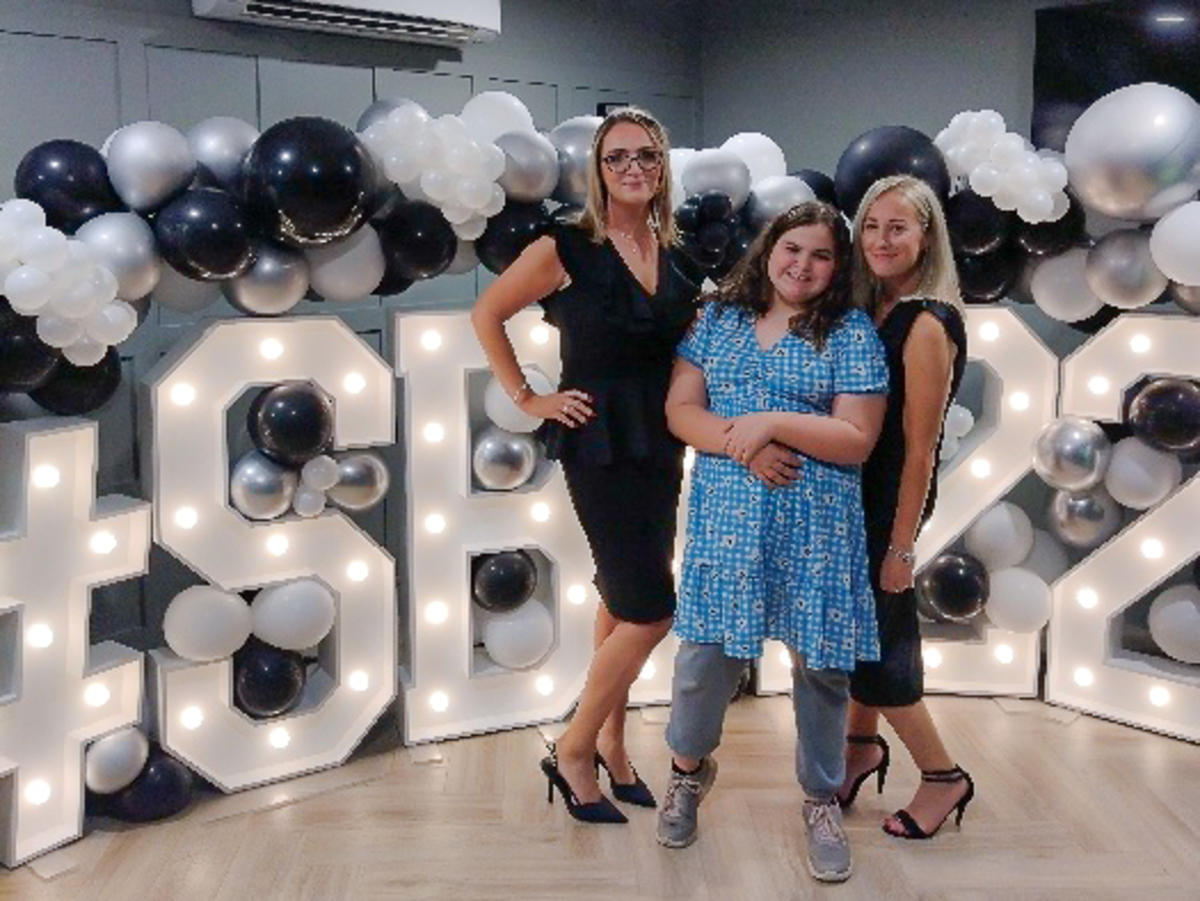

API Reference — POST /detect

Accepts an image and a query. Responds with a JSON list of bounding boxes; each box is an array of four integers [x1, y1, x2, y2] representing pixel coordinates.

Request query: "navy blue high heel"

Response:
[[594, 752, 657, 808], [540, 751, 627, 824]]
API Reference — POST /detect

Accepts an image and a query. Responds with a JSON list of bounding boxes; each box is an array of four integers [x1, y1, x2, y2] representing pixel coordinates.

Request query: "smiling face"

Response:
[[598, 121, 663, 209], [766, 223, 837, 308], [860, 189, 926, 284]]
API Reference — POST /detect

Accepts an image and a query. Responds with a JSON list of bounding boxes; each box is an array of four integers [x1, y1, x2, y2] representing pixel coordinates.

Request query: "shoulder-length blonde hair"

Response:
[[850, 174, 963, 318], [576, 106, 677, 248]]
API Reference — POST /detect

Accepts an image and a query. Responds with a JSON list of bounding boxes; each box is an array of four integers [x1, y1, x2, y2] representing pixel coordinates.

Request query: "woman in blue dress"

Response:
[[656, 202, 888, 883]]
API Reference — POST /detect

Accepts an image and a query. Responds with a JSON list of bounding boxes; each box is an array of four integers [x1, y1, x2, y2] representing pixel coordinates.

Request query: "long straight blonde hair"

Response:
[[850, 174, 963, 318], [576, 106, 677, 248]]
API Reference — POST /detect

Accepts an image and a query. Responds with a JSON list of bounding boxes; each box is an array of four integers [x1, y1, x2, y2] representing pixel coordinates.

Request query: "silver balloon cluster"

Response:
[[0, 199, 141, 365], [548, 116, 601, 207], [1033, 417, 1120, 550], [229, 450, 390, 520], [358, 95, 514, 242], [936, 109, 1069, 223], [472, 426, 539, 491], [675, 132, 789, 216]]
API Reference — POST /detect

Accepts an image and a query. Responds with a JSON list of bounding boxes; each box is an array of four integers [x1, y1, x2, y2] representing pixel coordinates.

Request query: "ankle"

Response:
[[672, 757, 702, 776]]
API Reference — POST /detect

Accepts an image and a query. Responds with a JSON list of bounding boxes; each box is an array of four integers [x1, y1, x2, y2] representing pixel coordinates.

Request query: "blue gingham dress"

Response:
[[674, 302, 889, 668]]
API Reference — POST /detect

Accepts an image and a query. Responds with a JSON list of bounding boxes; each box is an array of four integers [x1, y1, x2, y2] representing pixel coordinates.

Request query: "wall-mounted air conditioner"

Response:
[[192, 0, 500, 46]]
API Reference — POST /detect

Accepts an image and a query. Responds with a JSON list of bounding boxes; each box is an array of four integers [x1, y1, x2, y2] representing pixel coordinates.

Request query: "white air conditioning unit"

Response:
[[192, 0, 500, 46]]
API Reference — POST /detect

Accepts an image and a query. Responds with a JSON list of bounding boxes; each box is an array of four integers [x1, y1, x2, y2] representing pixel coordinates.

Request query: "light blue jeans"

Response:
[[665, 640, 849, 799]]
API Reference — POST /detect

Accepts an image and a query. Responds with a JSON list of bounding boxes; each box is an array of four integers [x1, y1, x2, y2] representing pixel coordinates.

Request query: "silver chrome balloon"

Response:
[[74, 212, 162, 301], [223, 243, 309, 316], [742, 175, 817, 231], [1047, 486, 1121, 549], [681, 148, 752, 211], [549, 116, 601, 207], [1065, 83, 1200, 221], [496, 130, 560, 202], [188, 116, 258, 192], [230, 450, 298, 520], [356, 98, 405, 133], [104, 120, 196, 212], [1032, 416, 1112, 491], [1084, 229, 1168, 310], [472, 426, 538, 490], [1170, 281, 1200, 315], [327, 452, 390, 511]]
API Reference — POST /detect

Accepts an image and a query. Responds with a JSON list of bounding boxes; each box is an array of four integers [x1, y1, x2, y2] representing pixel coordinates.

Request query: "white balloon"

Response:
[[968, 162, 1002, 197], [939, 434, 960, 461], [1104, 436, 1182, 510], [0, 198, 46, 230], [968, 109, 1006, 141], [720, 132, 787, 185], [62, 336, 109, 367], [1148, 584, 1200, 664], [1149, 201, 1200, 286], [252, 578, 336, 650], [4, 264, 54, 313], [453, 216, 488, 241], [482, 599, 554, 669], [420, 169, 454, 203], [1039, 158, 1069, 193], [1019, 528, 1070, 583], [482, 183, 507, 217], [944, 404, 975, 439], [292, 484, 327, 518], [85, 727, 149, 794], [964, 501, 1034, 570], [460, 91, 536, 144], [16, 226, 69, 272], [50, 269, 111, 320], [1030, 248, 1105, 322], [383, 147, 422, 185], [483, 366, 554, 432], [455, 177, 494, 211], [301, 454, 340, 491], [669, 147, 698, 209], [305, 225, 385, 302], [163, 585, 252, 662], [35, 313, 84, 348], [986, 567, 1052, 632], [681, 149, 752, 210], [989, 133, 1026, 168], [1017, 188, 1054, 224]]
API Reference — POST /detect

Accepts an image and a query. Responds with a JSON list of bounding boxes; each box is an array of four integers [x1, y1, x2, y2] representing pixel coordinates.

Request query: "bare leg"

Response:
[[554, 610, 672, 802], [837, 699, 884, 802], [878, 700, 967, 834], [592, 606, 635, 783]]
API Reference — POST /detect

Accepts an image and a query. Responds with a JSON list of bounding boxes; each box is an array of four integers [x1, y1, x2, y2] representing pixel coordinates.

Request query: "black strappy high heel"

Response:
[[837, 734, 890, 809], [539, 746, 627, 824], [594, 752, 656, 808], [883, 765, 975, 839]]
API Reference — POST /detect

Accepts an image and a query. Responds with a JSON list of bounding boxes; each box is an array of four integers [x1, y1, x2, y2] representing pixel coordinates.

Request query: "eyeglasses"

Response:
[[601, 148, 663, 173]]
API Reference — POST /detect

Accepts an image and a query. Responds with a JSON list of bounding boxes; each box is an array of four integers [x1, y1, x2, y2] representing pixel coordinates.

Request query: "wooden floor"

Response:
[[3, 695, 1198, 900]]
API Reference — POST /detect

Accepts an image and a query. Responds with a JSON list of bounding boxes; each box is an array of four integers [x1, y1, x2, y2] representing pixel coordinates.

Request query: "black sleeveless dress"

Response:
[[850, 299, 967, 707], [538, 224, 701, 623]]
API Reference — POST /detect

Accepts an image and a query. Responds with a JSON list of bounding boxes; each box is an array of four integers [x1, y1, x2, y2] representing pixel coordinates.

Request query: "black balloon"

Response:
[[956, 247, 1020, 303], [155, 187, 255, 281], [105, 748, 194, 822], [1069, 303, 1120, 335], [697, 190, 733, 222], [1127, 378, 1200, 455], [247, 381, 335, 466], [472, 550, 538, 613], [242, 116, 378, 247], [834, 126, 950, 217], [675, 197, 702, 232], [475, 201, 551, 275], [946, 189, 1014, 256], [0, 300, 61, 392], [1014, 192, 1085, 256], [27, 346, 122, 414], [374, 266, 415, 297], [376, 200, 457, 281], [915, 553, 988, 622], [791, 168, 838, 207], [13, 139, 122, 233], [234, 638, 307, 718]]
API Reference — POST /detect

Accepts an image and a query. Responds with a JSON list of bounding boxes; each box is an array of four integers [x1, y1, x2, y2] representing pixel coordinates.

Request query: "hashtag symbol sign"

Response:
[[0, 419, 149, 867]]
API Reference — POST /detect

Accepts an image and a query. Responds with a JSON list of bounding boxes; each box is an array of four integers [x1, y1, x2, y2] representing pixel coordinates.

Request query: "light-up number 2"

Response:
[[141, 316, 397, 790]]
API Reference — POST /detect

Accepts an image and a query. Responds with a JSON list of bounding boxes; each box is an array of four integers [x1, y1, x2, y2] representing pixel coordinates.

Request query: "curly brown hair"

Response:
[[710, 201, 852, 351]]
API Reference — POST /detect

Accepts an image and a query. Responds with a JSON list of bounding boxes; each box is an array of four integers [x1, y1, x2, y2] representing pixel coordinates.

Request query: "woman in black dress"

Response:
[[836, 175, 973, 839], [472, 108, 699, 823]]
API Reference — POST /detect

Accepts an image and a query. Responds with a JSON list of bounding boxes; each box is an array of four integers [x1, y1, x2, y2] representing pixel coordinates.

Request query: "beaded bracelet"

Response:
[[510, 381, 532, 405], [887, 545, 916, 565]]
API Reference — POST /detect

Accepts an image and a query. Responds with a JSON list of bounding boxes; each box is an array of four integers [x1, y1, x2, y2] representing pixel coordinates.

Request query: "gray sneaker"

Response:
[[802, 797, 852, 882], [655, 758, 718, 848]]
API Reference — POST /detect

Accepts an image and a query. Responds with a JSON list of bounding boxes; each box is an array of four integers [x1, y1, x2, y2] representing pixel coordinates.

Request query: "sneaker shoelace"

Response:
[[807, 801, 845, 844]]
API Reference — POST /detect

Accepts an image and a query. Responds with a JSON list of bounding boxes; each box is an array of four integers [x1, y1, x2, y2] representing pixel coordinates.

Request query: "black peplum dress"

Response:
[[850, 299, 967, 707], [537, 223, 701, 623]]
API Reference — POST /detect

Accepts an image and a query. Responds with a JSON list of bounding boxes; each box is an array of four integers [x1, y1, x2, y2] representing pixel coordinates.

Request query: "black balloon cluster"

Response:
[[675, 191, 754, 278], [88, 745, 194, 823], [472, 550, 537, 613], [233, 634, 308, 719]]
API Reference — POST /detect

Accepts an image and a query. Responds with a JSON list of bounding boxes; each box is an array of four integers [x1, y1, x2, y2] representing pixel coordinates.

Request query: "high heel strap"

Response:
[[846, 734, 887, 748], [920, 765, 968, 783]]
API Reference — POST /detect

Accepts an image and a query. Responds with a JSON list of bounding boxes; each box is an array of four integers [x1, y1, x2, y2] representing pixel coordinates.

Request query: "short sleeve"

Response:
[[830, 309, 889, 395], [676, 300, 716, 368]]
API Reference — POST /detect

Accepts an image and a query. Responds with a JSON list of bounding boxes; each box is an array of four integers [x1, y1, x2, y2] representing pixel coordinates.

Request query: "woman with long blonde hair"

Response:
[[837, 174, 974, 840], [472, 107, 699, 824]]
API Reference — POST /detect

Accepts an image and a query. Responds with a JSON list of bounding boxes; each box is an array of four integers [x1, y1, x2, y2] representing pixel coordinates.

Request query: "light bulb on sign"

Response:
[[422, 422, 446, 444], [1087, 375, 1110, 396], [530, 502, 550, 522], [1148, 685, 1170, 707], [1008, 392, 1030, 411], [778, 648, 792, 668], [89, 531, 117, 555], [424, 513, 446, 534], [535, 674, 555, 695], [566, 584, 587, 605], [1129, 334, 1151, 354], [269, 727, 291, 749], [1140, 538, 1164, 559], [83, 683, 111, 707], [922, 646, 943, 669], [32, 464, 60, 489], [174, 507, 199, 530], [180, 707, 204, 730], [420, 329, 442, 351], [348, 671, 370, 692], [1073, 666, 1094, 687], [530, 325, 550, 345], [26, 623, 54, 648], [259, 338, 284, 360], [969, 459, 991, 479], [169, 383, 196, 406], [639, 661, 657, 681], [1076, 587, 1098, 610], [429, 691, 449, 712], [978, 322, 1000, 342], [424, 601, 449, 625], [993, 644, 1014, 665], [342, 372, 366, 394], [265, 534, 290, 556], [346, 560, 369, 582], [683, 447, 695, 471], [24, 781, 51, 806]]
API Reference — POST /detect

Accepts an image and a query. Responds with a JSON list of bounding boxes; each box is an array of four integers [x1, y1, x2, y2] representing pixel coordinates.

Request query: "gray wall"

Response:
[[0, 0, 704, 649], [700, 0, 1085, 175]]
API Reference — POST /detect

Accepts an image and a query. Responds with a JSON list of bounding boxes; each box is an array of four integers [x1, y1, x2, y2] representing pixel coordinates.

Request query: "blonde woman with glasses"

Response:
[[472, 107, 700, 824]]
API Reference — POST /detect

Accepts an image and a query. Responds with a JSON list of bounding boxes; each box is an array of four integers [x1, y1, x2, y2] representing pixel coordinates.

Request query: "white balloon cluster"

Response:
[[935, 110, 1069, 224], [0, 199, 137, 366], [940, 403, 975, 461], [359, 94, 525, 242], [676, 131, 788, 213]]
